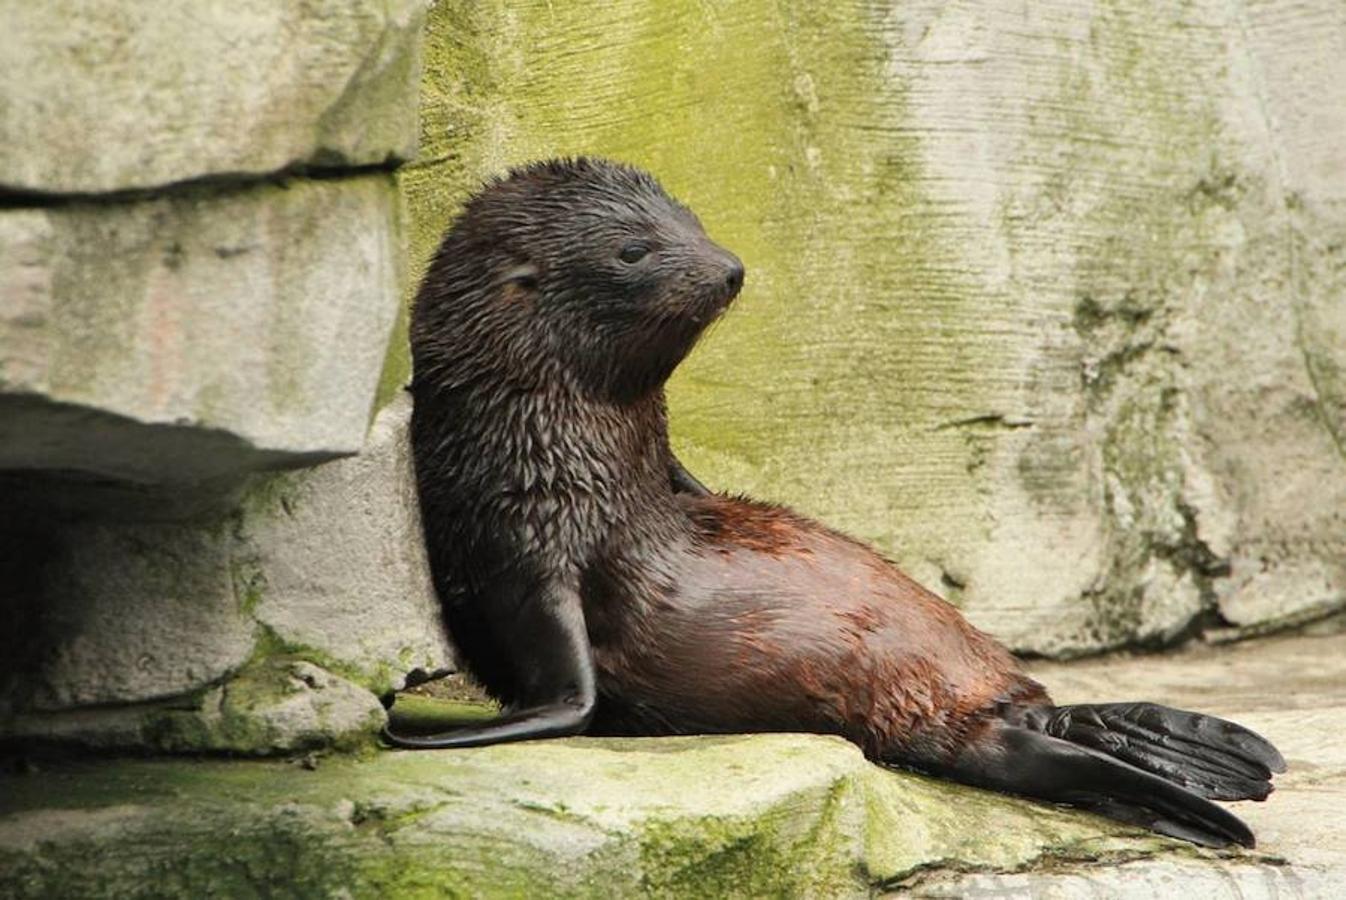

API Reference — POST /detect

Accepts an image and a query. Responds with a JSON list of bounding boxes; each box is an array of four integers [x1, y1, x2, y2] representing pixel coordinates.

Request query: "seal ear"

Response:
[[501, 262, 541, 291]]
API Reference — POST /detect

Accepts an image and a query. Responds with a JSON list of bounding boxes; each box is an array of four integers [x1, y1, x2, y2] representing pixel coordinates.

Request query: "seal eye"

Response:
[[619, 242, 650, 264]]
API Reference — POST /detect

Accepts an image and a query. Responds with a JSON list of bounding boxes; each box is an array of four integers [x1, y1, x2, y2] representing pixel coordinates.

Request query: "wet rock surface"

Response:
[[3, 632, 1342, 897]]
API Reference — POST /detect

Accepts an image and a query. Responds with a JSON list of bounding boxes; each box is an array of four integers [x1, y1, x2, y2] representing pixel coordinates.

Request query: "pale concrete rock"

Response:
[[0, 733, 1178, 898], [0, 175, 404, 488], [911, 859, 1340, 899], [1187, 0, 1346, 642], [883, 0, 1346, 654], [0, 400, 451, 749], [1133, 559, 1205, 646], [1029, 628, 1346, 883], [245, 394, 454, 690], [1219, 557, 1343, 630], [406, 0, 1346, 656], [0, 520, 255, 713], [0, 0, 424, 195]]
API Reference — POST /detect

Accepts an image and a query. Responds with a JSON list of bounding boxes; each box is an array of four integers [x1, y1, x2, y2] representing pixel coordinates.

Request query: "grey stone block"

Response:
[[0, 399, 452, 751], [0, 520, 256, 713], [0, 0, 424, 195], [0, 175, 404, 491], [244, 393, 454, 691]]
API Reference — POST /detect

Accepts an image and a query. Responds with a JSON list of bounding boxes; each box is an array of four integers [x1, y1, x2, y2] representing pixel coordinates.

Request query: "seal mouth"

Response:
[[697, 282, 740, 327]]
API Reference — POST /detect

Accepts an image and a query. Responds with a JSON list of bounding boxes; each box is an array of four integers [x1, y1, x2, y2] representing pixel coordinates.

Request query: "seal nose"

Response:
[[724, 256, 745, 295]]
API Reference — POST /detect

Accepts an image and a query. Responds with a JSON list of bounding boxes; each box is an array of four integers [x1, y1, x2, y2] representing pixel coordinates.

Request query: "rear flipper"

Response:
[[942, 720, 1263, 848], [1011, 702, 1286, 802]]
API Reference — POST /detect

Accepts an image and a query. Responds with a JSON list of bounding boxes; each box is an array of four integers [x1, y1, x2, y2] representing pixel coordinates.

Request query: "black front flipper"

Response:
[[383, 582, 596, 749], [943, 720, 1256, 848], [669, 455, 712, 497]]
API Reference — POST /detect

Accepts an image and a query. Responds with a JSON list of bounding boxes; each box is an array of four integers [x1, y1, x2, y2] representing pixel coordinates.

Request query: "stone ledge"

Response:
[[0, 1, 424, 195], [0, 734, 1197, 899], [8, 628, 1341, 896]]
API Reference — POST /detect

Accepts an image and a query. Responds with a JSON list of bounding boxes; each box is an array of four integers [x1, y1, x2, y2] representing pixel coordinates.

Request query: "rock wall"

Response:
[[3, 0, 1343, 754], [401, 0, 1346, 656], [0, 1, 452, 752]]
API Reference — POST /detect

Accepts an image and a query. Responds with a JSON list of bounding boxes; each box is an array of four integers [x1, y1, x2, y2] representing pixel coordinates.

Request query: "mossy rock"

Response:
[[391, 0, 1346, 657], [0, 733, 1197, 898]]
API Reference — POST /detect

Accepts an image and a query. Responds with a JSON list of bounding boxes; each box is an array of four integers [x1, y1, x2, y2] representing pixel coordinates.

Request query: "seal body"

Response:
[[393, 158, 1283, 849], [586, 497, 1048, 761]]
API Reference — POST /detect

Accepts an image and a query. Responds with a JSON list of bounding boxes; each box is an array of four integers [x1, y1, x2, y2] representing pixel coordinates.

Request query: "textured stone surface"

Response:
[[400, 0, 1346, 655], [4, 658, 385, 755], [0, 520, 255, 712], [0, 400, 451, 751], [4, 632, 1341, 895], [1028, 626, 1346, 881], [0, 175, 404, 489], [0, 734, 1181, 899], [243, 394, 453, 689], [906, 628, 1346, 896], [0, 0, 424, 195], [163, 659, 386, 755], [908, 629, 1346, 896], [911, 859, 1339, 899]]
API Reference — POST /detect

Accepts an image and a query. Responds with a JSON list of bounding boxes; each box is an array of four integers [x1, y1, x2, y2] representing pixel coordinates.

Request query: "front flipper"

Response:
[[383, 582, 595, 749], [669, 455, 712, 497]]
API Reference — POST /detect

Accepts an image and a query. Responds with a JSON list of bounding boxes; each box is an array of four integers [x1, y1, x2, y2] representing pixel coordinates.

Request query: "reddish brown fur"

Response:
[[588, 494, 1049, 770]]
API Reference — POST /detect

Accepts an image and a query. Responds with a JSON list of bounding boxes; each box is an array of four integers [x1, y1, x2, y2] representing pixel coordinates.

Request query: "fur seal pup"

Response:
[[387, 158, 1284, 848]]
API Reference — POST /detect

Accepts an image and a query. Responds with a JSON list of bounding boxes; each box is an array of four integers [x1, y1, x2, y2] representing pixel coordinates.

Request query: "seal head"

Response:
[[415, 158, 743, 403]]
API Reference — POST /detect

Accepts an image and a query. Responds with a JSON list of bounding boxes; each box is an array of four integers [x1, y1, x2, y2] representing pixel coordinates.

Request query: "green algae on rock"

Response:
[[0, 734, 1181, 899], [396, 0, 1346, 657]]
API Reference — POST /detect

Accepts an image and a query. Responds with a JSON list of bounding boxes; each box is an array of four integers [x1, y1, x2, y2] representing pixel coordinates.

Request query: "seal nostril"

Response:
[[725, 260, 745, 293]]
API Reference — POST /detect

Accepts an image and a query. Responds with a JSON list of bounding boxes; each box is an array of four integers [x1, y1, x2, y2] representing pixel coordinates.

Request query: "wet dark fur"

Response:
[[399, 158, 1284, 848]]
